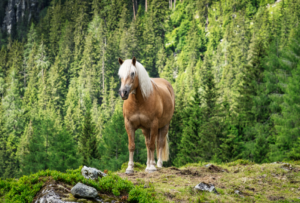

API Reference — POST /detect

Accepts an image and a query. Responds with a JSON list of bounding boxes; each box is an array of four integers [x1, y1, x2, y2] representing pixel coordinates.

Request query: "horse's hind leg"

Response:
[[157, 124, 169, 168]]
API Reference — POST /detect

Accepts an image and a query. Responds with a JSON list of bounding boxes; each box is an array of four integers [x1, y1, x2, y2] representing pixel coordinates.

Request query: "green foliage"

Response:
[[128, 185, 157, 203], [0, 167, 158, 203], [1, 0, 300, 179], [78, 109, 99, 166]]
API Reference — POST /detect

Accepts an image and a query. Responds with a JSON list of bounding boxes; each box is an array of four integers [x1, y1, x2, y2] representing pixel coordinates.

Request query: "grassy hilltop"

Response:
[[1, 160, 300, 203]]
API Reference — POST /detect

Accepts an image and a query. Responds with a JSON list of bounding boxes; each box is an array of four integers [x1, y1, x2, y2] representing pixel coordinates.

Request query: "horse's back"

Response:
[[151, 78, 175, 127]]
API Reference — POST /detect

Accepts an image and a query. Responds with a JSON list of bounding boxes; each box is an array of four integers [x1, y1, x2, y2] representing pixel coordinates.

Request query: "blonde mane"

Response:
[[118, 60, 153, 99]]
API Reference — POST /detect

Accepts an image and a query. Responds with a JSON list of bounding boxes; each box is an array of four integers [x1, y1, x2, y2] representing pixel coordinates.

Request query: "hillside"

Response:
[[1, 161, 300, 202], [118, 160, 300, 202], [0, 0, 300, 184]]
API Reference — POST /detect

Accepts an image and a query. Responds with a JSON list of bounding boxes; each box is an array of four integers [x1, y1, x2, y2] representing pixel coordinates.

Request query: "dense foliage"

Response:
[[0, 0, 300, 180]]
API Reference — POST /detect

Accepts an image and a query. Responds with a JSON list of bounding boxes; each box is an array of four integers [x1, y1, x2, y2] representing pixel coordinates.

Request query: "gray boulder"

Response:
[[71, 182, 98, 199], [81, 166, 107, 180], [195, 182, 218, 194]]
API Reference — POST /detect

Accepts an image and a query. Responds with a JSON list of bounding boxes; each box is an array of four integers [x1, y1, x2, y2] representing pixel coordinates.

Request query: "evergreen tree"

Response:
[[78, 109, 99, 166], [101, 107, 128, 171], [20, 119, 47, 175], [174, 84, 203, 166], [49, 126, 80, 171], [2, 70, 24, 178]]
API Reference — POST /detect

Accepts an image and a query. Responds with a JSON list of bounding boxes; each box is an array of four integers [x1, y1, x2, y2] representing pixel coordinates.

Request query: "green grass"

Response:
[[0, 166, 157, 203], [2, 161, 300, 202], [117, 160, 300, 202]]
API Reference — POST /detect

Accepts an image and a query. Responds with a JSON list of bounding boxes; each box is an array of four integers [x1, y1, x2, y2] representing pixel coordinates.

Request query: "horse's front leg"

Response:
[[125, 118, 135, 174], [146, 120, 158, 172]]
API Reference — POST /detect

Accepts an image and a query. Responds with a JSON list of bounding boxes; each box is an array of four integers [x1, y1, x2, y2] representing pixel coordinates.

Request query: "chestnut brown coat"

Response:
[[118, 57, 175, 173]]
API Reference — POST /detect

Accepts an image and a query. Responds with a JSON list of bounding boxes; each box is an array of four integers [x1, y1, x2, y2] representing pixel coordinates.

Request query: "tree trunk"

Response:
[[145, 0, 147, 12], [135, 0, 138, 15], [132, 0, 136, 20], [102, 37, 106, 91], [174, 0, 176, 10]]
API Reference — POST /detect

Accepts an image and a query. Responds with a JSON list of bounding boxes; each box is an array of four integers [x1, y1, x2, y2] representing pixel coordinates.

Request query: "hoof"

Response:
[[125, 169, 134, 174], [146, 165, 157, 173], [157, 164, 163, 168]]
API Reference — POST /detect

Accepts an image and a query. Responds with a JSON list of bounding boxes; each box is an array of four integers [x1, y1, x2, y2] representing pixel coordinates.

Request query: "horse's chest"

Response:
[[127, 112, 152, 128]]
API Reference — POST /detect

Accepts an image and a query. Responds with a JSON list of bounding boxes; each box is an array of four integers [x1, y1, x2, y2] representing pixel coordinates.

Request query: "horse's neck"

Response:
[[134, 85, 145, 102]]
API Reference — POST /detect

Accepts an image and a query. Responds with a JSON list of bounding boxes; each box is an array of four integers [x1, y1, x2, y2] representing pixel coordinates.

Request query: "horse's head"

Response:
[[118, 56, 139, 100]]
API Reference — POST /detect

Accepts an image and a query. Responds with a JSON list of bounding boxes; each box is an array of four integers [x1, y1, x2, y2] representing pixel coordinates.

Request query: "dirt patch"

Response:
[[176, 169, 202, 176], [207, 164, 229, 173], [164, 192, 176, 199], [268, 196, 285, 201]]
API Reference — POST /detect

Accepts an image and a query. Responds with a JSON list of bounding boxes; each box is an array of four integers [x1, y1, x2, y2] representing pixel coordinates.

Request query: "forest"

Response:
[[0, 0, 300, 180]]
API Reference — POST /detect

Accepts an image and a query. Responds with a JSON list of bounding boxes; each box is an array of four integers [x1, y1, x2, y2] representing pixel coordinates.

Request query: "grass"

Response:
[[0, 166, 157, 203], [117, 160, 300, 202], [1, 161, 300, 202]]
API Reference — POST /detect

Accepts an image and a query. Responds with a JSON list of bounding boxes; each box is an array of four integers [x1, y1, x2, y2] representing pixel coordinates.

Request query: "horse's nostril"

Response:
[[125, 91, 128, 95]]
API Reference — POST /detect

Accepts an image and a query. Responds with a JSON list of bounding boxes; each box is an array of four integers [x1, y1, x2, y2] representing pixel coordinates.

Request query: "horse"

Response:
[[118, 56, 175, 173]]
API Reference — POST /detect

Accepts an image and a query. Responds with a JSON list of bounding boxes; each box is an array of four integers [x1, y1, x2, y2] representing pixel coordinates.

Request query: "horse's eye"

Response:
[[131, 72, 135, 77]]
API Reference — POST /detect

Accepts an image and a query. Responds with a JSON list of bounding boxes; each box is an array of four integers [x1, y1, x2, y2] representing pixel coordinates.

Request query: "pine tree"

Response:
[[20, 119, 47, 175], [274, 61, 300, 159], [78, 109, 99, 166], [0, 103, 8, 178], [174, 84, 203, 166], [49, 126, 80, 172], [199, 56, 219, 160], [2, 70, 24, 178], [101, 107, 128, 171]]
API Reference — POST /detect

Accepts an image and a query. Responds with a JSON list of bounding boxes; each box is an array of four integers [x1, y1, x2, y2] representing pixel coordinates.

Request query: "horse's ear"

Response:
[[118, 57, 124, 65], [132, 56, 136, 66]]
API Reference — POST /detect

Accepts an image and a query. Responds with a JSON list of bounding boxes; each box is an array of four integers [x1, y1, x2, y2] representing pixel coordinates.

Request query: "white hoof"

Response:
[[157, 161, 163, 168], [125, 169, 134, 174], [146, 165, 157, 173]]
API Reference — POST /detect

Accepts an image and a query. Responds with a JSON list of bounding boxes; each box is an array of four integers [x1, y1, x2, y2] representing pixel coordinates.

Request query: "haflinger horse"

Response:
[[118, 56, 175, 173]]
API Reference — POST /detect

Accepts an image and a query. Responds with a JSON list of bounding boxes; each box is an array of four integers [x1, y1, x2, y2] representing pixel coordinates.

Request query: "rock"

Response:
[[71, 182, 98, 199], [195, 182, 218, 194], [81, 166, 107, 180], [2, 0, 46, 34], [234, 190, 241, 195], [281, 163, 293, 171], [34, 180, 77, 203]]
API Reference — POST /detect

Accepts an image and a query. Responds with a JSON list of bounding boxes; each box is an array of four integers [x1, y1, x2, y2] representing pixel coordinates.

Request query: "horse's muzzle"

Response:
[[119, 88, 129, 100]]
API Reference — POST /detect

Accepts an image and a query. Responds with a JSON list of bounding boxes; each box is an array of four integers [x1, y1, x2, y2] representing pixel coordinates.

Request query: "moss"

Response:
[[0, 166, 158, 203]]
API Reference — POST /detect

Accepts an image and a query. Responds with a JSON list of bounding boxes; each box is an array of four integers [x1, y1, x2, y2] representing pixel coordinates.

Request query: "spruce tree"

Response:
[[49, 126, 80, 172], [21, 119, 47, 175], [101, 107, 128, 171], [174, 84, 203, 166], [78, 109, 99, 166]]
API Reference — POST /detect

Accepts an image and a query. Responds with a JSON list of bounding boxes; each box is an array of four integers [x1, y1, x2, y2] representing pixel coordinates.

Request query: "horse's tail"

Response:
[[162, 132, 169, 161]]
